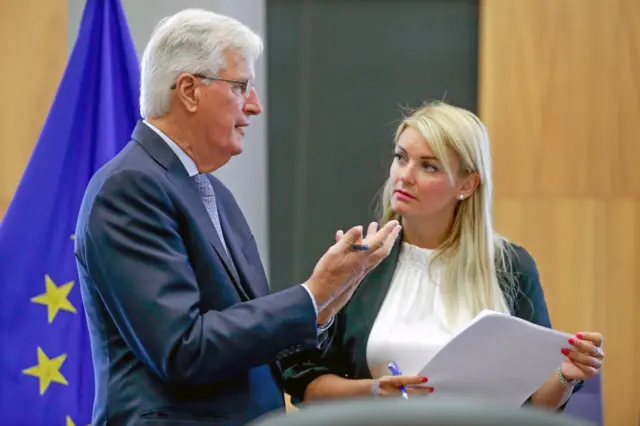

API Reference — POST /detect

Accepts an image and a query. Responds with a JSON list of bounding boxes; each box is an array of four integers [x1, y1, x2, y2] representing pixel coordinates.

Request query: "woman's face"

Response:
[[389, 127, 473, 222]]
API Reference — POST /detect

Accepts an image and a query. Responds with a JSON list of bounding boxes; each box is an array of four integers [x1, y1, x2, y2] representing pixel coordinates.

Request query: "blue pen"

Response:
[[387, 360, 408, 400]]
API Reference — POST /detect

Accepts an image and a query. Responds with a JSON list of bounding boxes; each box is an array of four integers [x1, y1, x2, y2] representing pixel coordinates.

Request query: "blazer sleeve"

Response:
[[80, 168, 318, 386], [509, 244, 583, 408], [280, 308, 351, 405]]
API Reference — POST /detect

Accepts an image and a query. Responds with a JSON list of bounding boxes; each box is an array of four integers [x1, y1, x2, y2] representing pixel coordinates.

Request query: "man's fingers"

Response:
[[366, 223, 401, 268], [365, 220, 400, 250], [364, 220, 401, 251], [331, 221, 399, 253], [333, 226, 363, 250], [383, 224, 402, 251], [366, 222, 378, 238]]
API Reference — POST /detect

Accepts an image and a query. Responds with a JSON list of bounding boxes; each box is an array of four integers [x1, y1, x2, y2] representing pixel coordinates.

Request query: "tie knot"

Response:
[[193, 174, 215, 198]]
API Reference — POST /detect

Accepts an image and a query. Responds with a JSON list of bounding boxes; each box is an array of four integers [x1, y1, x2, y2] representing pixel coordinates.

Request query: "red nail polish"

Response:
[[428, 388, 435, 392], [576, 333, 584, 339], [561, 348, 570, 356], [568, 338, 575, 345], [421, 377, 428, 383]]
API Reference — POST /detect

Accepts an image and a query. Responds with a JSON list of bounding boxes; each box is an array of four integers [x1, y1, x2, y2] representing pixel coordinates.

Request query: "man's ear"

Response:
[[175, 73, 199, 113]]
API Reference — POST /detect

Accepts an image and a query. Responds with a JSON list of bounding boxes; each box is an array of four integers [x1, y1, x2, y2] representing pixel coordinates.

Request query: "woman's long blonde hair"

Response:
[[379, 101, 517, 327]]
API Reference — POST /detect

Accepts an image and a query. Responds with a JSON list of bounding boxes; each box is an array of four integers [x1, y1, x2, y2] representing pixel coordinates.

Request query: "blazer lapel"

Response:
[[344, 236, 403, 378], [217, 207, 264, 300], [132, 122, 247, 300], [168, 171, 245, 296], [215, 192, 271, 299]]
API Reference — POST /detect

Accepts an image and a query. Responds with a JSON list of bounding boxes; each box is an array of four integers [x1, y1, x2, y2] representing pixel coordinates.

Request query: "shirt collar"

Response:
[[143, 119, 199, 177]]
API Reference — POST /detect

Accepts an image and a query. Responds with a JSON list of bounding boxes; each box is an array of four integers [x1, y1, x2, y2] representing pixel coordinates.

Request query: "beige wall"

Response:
[[480, 0, 640, 424], [0, 1, 67, 219]]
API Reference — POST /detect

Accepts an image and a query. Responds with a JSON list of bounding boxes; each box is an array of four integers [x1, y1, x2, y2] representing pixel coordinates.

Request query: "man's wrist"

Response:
[[300, 283, 335, 334], [318, 315, 335, 330], [300, 283, 319, 317]]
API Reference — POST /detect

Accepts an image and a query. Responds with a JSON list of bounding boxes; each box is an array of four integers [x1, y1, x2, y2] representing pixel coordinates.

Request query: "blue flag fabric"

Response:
[[0, 0, 140, 424]]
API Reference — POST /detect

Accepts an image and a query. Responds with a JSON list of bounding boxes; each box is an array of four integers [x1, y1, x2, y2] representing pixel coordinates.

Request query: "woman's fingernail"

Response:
[[421, 377, 428, 383], [561, 348, 571, 356], [568, 338, 575, 345], [428, 388, 435, 392], [576, 333, 584, 339]]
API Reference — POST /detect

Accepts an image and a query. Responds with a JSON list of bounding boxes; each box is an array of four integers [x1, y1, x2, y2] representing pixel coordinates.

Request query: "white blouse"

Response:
[[366, 242, 474, 378]]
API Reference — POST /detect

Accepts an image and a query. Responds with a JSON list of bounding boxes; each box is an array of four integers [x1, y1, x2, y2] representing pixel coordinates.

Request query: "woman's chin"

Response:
[[390, 202, 412, 217]]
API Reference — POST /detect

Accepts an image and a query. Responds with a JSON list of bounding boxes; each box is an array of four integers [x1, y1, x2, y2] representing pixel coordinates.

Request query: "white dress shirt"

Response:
[[366, 242, 473, 378], [365, 242, 571, 406]]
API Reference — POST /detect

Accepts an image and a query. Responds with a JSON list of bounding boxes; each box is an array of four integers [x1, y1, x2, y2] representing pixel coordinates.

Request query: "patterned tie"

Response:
[[192, 174, 230, 256]]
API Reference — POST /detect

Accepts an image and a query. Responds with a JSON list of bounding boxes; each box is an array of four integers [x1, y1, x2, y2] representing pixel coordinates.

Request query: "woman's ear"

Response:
[[457, 172, 480, 199]]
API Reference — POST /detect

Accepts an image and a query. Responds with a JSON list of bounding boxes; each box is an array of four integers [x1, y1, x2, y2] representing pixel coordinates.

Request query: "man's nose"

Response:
[[243, 88, 262, 115]]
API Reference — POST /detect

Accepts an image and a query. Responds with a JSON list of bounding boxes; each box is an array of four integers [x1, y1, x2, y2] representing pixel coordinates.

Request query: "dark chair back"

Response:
[[250, 396, 596, 426]]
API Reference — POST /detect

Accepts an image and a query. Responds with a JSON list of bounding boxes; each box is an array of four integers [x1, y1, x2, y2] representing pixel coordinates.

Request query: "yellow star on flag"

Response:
[[66, 415, 91, 426], [22, 347, 68, 395], [30, 274, 77, 323]]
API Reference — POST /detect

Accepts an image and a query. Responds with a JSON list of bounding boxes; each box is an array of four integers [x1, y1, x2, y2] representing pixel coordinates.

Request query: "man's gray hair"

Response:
[[139, 9, 263, 118]]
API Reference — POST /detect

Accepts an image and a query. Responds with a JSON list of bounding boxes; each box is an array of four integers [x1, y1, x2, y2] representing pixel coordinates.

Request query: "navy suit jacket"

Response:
[[74, 122, 318, 426]]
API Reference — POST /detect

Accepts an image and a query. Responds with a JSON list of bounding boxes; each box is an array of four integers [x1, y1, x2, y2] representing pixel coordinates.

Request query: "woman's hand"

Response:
[[560, 332, 604, 382], [371, 375, 434, 397]]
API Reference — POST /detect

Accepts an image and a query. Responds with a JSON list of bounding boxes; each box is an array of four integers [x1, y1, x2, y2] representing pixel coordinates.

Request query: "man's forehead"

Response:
[[224, 52, 256, 79], [238, 61, 255, 80]]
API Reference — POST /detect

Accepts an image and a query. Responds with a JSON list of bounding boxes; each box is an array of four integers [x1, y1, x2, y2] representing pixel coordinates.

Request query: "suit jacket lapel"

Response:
[[218, 204, 261, 298], [132, 122, 248, 301], [344, 235, 403, 378], [216, 202, 265, 300], [168, 171, 245, 296]]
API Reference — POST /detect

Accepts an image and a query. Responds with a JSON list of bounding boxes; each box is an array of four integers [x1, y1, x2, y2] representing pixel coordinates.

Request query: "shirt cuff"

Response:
[[300, 283, 334, 335]]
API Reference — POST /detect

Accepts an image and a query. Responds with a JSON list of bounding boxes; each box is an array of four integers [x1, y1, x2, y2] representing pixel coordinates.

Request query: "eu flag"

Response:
[[0, 0, 140, 423]]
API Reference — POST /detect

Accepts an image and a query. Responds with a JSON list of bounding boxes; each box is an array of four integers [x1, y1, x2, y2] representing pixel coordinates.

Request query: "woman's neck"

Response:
[[401, 215, 452, 250]]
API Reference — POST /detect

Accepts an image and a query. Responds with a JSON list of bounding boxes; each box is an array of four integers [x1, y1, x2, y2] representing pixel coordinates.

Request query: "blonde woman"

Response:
[[282, 101, 604, 410]]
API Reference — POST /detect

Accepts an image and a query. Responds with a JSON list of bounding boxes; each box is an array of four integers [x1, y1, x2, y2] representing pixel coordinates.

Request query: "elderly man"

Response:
[[74, 8, 400, 426]]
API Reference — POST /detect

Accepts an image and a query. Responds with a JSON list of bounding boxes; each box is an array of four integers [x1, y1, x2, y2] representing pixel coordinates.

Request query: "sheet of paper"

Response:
[[414, 310, 572, 405]]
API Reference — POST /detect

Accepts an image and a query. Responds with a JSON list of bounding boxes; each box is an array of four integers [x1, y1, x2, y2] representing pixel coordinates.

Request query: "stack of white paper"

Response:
[[414, 310, 572, 405]]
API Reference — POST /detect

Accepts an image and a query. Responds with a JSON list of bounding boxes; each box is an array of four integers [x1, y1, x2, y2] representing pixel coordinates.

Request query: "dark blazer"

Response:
[[74, 122, 318, 426], [282, 237, 581, 407]]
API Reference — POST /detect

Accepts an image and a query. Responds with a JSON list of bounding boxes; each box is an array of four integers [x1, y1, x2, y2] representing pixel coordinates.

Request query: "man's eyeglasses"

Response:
[[170, 73, 253, 99]]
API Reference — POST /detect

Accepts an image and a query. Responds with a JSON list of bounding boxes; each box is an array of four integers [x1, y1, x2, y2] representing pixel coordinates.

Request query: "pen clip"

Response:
[[387, 360, 401, 376]]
